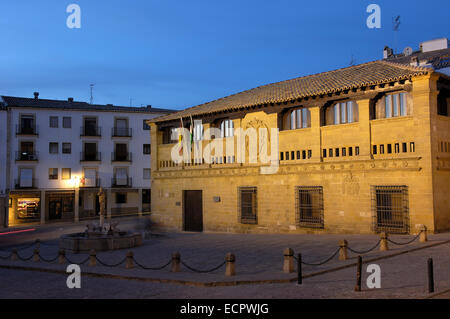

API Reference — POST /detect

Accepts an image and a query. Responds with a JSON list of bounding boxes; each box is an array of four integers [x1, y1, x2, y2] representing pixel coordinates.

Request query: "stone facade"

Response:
[[150, 71, 450, 234]]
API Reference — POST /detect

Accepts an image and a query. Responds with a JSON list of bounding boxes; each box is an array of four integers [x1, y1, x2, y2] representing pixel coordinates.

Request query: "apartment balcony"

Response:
[[111, 152, 132, 162], [111, 177, 133, 188], [80, 126, 101, 137], [80, 152, 102, 162], [16, 124, 38, 136], [112, 127, 132, 138], [80, 177, 101, 188], [15, 151, 39, 162], [15, 178, 38, 189]]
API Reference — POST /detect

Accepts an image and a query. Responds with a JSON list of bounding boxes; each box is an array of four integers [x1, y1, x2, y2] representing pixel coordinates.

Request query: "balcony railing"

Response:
[[80, 126, 101, 137], [80, 177, 101, 188], [111, 152, 132, 162], [111, 177, 132, 188], [80, 152, 101, 162], [15, 151, 39, 161], [16, 124, 38, 136], [15, 178, 37, 189], [112, 127, 132, 137]]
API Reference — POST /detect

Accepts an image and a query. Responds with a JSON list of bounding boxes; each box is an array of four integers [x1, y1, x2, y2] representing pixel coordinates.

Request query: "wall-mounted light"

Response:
[[9, 198, 12, 207], [70, 176, 81, 188]]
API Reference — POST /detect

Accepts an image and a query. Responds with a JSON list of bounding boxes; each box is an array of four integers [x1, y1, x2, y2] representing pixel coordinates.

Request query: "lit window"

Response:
[[62, 168, 71, 180]]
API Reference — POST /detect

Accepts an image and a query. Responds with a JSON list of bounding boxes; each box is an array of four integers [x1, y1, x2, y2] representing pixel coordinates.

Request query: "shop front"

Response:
[[8, 191, 41, 225]]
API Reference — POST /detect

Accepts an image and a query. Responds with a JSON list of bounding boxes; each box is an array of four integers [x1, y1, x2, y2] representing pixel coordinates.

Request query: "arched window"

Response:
[[325, 101, 358, 125], [374, 92, 410, 119], [284, 107, 310, 130], [220, 119, 234, 137]]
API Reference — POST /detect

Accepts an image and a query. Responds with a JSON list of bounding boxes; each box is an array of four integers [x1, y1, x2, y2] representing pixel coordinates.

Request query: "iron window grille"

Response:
[[371, 185, 409, 234], [238, 187, 257, 224], [295, 186, 324, 228]]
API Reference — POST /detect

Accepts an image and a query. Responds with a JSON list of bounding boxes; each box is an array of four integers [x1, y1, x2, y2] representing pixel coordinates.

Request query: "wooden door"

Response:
[[183, 190, 203, 232]]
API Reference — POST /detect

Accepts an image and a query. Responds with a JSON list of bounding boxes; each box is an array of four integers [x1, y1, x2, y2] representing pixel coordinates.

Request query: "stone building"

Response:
[[149, 41, 450, 235]]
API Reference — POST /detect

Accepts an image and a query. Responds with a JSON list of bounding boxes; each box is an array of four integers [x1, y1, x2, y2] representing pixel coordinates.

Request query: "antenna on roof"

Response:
[[392, 15, 401, 54], [349, 54, 356, 66], [90, 84, 95, 104]]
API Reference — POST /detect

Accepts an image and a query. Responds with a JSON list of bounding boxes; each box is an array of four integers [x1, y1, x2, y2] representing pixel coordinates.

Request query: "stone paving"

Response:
[[0, 241, 449, 299], [1, 229, 449, 287]]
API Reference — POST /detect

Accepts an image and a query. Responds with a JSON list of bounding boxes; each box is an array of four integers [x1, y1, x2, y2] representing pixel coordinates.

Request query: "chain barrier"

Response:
[[95, 256, 127, 267], [0, 241, 36, 253], [387, 232, 422, 246], [17, 251, 34, 261], [347, 240, 381, 254], [295, 248, 340, 266], [38, 254, 59, 263], [0, 252, 12, 260], [132, 257, 172, 270], [180, 259, 226, 273], [65, 255, 90, 265]]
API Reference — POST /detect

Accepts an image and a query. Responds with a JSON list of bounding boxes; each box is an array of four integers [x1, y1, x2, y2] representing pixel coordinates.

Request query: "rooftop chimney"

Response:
[[33, 92, 39, 99], [68, 97, 74, 102], [383, 46, 394, 59]]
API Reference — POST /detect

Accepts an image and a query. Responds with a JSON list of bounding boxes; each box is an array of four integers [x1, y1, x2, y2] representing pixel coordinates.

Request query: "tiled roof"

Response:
[[385, 48, 450, 70], [1, 96, 175, 114], [152, 60, 431, 123]]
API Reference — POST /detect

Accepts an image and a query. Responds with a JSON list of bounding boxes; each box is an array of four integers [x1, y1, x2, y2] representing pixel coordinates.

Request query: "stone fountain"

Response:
[[59, 188, 143, 253]]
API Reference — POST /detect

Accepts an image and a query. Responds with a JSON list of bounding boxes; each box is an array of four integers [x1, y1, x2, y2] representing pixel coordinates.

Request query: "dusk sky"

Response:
[[0, 0, 448, 110]]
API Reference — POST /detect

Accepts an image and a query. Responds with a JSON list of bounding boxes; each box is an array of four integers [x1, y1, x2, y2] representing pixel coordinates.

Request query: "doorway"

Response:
[[183, 190, 203, 232]]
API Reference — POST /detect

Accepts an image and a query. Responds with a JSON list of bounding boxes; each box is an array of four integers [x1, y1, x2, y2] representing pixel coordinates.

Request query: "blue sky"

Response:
[[0, 0, 448, 110]]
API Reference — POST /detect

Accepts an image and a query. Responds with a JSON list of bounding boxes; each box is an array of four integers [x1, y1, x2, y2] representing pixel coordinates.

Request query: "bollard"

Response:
[[283, 248, 295, 273], [58, 249, 66, 264], [380, 232, 389, 251], [171, 252, 181, 272], [126, 251, 134, 269], [339, 240, 348, 261], [11, 249, 18, 261], [35, 239, 41, 250], [427, 258, 434, 293], [297, 253, 302, 285], [33, 248, 40, 262], [89, 249, 96, 267], [420, 225, 428, 243], [225, 253, 236, 276], [354, 255, 362, 292]]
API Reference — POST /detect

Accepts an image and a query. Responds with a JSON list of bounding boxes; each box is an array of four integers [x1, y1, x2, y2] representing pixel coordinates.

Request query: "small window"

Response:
[[62, 143, 71, 154], [280, 152, 284, 161], [308, 150, 312, 159], [296, 186, 324, 228], [355, 146, 360, 156], [297, 151, 301, 160], [239, 187, 257, 224], [323, 149, 327, 158], [395, 143, 400, 153], [143, 120, 150, 130], [285, 152, 289, 161], [329, 149, 333, 157], [373, 145, 377, 155], [410, 142, 415, 152], [49, 116, 58, 128], [335, 148, 339, 157], [116, 193, 127, 204], [143, 144, 151, 155], [63, 117, 71, 128], [49, 142, 58, 154], [61, 168, 71, 180], [302, 150, 306, 159], [349, 147, 353, 156], [291, 151, 295, 160], [143, 168, 151, 180], [380, 145, 385, 154], [402, 143, 407, 153], [48, 168, 58, 180], [372, 185, 409, 234], [387, 144, 392, 154], [342, 147, 347, 156]]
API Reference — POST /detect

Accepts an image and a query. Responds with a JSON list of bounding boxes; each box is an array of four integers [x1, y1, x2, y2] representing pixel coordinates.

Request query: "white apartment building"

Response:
[[0, 92, 173, 227]]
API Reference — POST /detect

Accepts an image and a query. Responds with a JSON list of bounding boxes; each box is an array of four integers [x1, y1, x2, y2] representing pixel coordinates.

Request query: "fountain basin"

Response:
[[59, 232, 143, 253]]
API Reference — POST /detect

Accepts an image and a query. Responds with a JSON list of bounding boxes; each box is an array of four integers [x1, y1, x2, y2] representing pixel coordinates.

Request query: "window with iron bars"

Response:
[[238, 187, 257, 224], [371, 185, 409, 234], [295, 186, 324, 228]]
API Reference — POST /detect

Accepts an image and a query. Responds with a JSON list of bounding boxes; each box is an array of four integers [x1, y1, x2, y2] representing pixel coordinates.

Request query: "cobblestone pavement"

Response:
[[0, 242, 448, 299], [0, 227, 449, 298]]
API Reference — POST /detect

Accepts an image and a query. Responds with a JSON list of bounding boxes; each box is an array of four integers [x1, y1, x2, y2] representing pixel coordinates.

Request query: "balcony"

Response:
[[15, 178, 37, 189], [80, 152, 101, 162], [16, 124, 38, 136], [112, 127, 132, 137], [80, 126, 101, 137], [80, 177, 101, 188], [111, 177, 133, 188], [15, 151, 39, 162], [111, 152, 132, 162]]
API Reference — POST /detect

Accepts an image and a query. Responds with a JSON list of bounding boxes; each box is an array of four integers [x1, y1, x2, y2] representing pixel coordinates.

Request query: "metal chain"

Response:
[[347, 240, 381, 254], [299, 248, 340, 266], [180, 259, 226, 273], [65, 255, 90, 265], [0, 241, 36, 253], [0, 252, 12, 260], [386, 231, 422, 246], [39, 254, 60, 263], [95, 256, 127, 267], [132, 257, 172, 270], [17, 252, 34, 261]]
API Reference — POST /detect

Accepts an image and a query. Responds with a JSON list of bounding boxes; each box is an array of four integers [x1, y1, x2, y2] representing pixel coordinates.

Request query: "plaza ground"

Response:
[[0, 217, 449, 299]]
